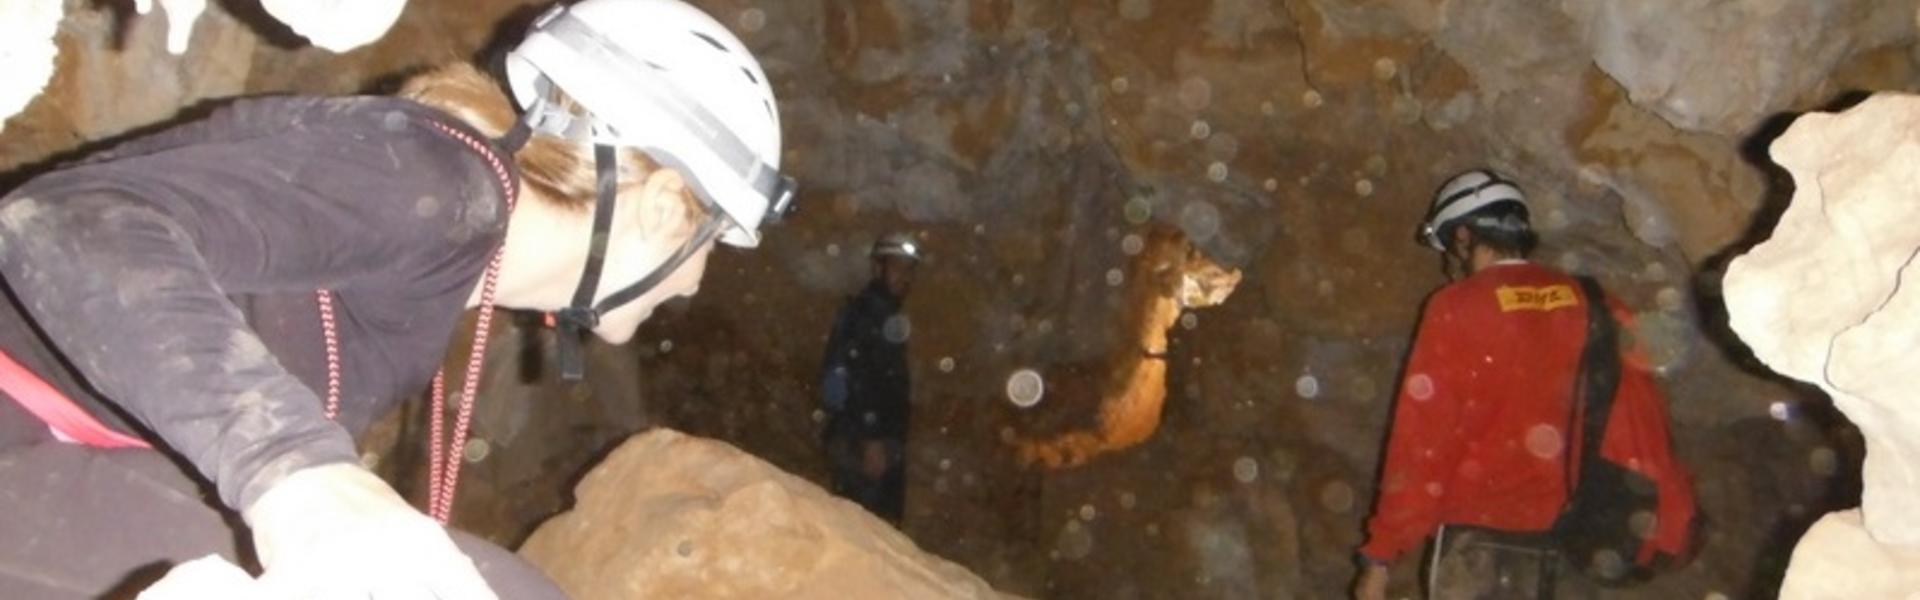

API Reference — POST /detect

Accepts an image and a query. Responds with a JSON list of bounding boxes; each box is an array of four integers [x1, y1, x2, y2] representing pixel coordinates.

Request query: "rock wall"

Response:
[[1725, 93, 1920, 599]]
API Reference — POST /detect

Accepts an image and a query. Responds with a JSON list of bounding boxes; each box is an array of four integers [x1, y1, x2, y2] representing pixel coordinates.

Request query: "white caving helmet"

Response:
[[505, 0, 792, 247], [502, 0, 793, 380], [1419, 169, 1529, 252], [871, 232, 923, 262]]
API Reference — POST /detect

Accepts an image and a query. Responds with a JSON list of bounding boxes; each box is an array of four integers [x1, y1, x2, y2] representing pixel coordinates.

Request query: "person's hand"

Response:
[[863, 440, 888, 479], [1352, 562, 1389, 600], [138, 555, 263, 599], [244, 463, 498, 599]]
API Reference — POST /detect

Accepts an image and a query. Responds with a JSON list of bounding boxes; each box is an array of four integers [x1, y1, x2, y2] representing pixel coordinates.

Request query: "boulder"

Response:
[[1725, 92, 1920, 597], [520, 429, 1015, 600]]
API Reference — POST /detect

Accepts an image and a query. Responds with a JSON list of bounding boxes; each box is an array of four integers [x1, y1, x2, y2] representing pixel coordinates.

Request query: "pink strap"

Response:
[[0, 346, 151, 449]]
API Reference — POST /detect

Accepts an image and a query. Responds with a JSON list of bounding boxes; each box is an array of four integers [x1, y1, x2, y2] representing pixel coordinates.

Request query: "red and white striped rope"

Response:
[[316, 118, 518, 525], [315, 290, 343, 420]]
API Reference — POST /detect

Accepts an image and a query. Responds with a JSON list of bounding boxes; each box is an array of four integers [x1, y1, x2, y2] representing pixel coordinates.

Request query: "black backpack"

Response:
[[1550, 278, 1690, 586]]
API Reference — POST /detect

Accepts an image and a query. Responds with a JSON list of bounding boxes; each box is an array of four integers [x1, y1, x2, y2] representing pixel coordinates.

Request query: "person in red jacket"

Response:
[[1352, 169, 1696, 599]]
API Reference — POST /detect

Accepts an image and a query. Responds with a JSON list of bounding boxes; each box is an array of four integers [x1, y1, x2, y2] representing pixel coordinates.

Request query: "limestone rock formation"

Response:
[[1777, 510, 1920, 599], [0, 0, 64, 137], [520, 429, 1015, 600], [1567, 0, 1917, 137], [1011, 225, 1242, 470], [1724, 92, 1920, 597], [259, 0, 409, 52], [0, 0, 256, 174]]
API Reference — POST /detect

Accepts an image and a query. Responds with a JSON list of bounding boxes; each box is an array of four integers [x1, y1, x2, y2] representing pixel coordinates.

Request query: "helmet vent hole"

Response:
[[692, 31, 727, 52], [740, 67, 759, 85]]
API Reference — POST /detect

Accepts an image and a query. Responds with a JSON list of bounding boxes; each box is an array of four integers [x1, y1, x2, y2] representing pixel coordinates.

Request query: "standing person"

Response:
[[820, 232, 921, 524], [1352, 170, 1696, 599], [0, 0, 794, 597]]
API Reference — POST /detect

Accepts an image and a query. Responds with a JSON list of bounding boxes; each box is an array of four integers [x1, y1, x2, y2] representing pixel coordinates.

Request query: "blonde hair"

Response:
[[398, 63, 699, 224]]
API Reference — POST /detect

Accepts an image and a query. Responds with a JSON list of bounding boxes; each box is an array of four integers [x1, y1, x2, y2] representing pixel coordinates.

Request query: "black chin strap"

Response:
[[552, 144, 730, 381], [496, 119, 533, 155]]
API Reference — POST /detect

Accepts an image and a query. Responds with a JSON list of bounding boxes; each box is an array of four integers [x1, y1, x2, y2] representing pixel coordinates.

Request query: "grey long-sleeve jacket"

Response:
[[0, 95, 515, 511]]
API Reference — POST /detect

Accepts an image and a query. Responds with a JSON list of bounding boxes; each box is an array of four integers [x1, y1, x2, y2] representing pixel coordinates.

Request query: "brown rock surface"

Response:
[[519, 429, 1014, 600]]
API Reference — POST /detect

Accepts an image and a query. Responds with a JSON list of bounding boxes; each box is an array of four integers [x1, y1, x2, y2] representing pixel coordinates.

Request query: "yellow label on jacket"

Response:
[[1495, 285, 1578, 312]]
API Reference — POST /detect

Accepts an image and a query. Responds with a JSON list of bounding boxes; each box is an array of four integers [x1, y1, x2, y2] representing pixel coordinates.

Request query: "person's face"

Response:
[[876, 256, 917, 297], [591, 168, 717, 344]]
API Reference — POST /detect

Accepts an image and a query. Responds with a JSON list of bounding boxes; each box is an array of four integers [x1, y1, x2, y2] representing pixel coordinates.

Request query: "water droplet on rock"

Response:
[[1124, 197, 1153, 224], [1295, 374, 1320, 399], [1233, 457, 1258, 483], [1810, 447, 1839, 477], [1373, 57, 1398, 81], [1179, 77, 1213, 111], [1007, 369, 1046, 408], [738, 8, 766, 33], [1319, 481, 1356, 513], [462, 438, 491, 463]]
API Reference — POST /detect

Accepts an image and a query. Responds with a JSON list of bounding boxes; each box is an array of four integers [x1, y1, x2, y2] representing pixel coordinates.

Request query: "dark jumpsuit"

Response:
[[0, 95, 562, 598], [819, 279, 911, 523]]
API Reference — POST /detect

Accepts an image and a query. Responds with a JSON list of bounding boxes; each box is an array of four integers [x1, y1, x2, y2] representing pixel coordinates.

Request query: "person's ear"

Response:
[[1449, 227, 1473, 256], [627, 167, 694, 240]]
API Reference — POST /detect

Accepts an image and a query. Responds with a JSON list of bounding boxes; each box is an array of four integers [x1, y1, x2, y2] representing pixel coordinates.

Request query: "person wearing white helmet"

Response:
[[818, 232, 921, 524], [0, 0, 788, 597], [1351, 170, 1698, 599]]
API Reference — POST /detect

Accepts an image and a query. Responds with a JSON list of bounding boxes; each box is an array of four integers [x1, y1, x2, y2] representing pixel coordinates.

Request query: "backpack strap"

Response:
[[1565, 277, 1623, 494]]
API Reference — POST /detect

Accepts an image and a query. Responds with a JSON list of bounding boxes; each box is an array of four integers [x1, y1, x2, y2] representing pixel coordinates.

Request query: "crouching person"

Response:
[[0, 0, 793, 597]]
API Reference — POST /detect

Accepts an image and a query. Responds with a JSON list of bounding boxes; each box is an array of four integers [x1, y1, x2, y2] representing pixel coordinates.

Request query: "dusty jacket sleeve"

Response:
[[0, 194, 355, 512], [0, 99, 496, 512], [1360, 291, 1472, 562], [1603, 301, 1697, 564]]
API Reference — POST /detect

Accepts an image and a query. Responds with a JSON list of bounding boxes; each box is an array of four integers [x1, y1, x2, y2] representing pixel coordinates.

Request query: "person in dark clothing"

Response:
[[0, 0, 794, 597], [820, 232, 920, 524]]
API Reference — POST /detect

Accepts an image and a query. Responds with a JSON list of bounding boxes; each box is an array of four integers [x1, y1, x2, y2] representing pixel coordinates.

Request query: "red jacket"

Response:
[[1359, 262, 1696, 564]]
